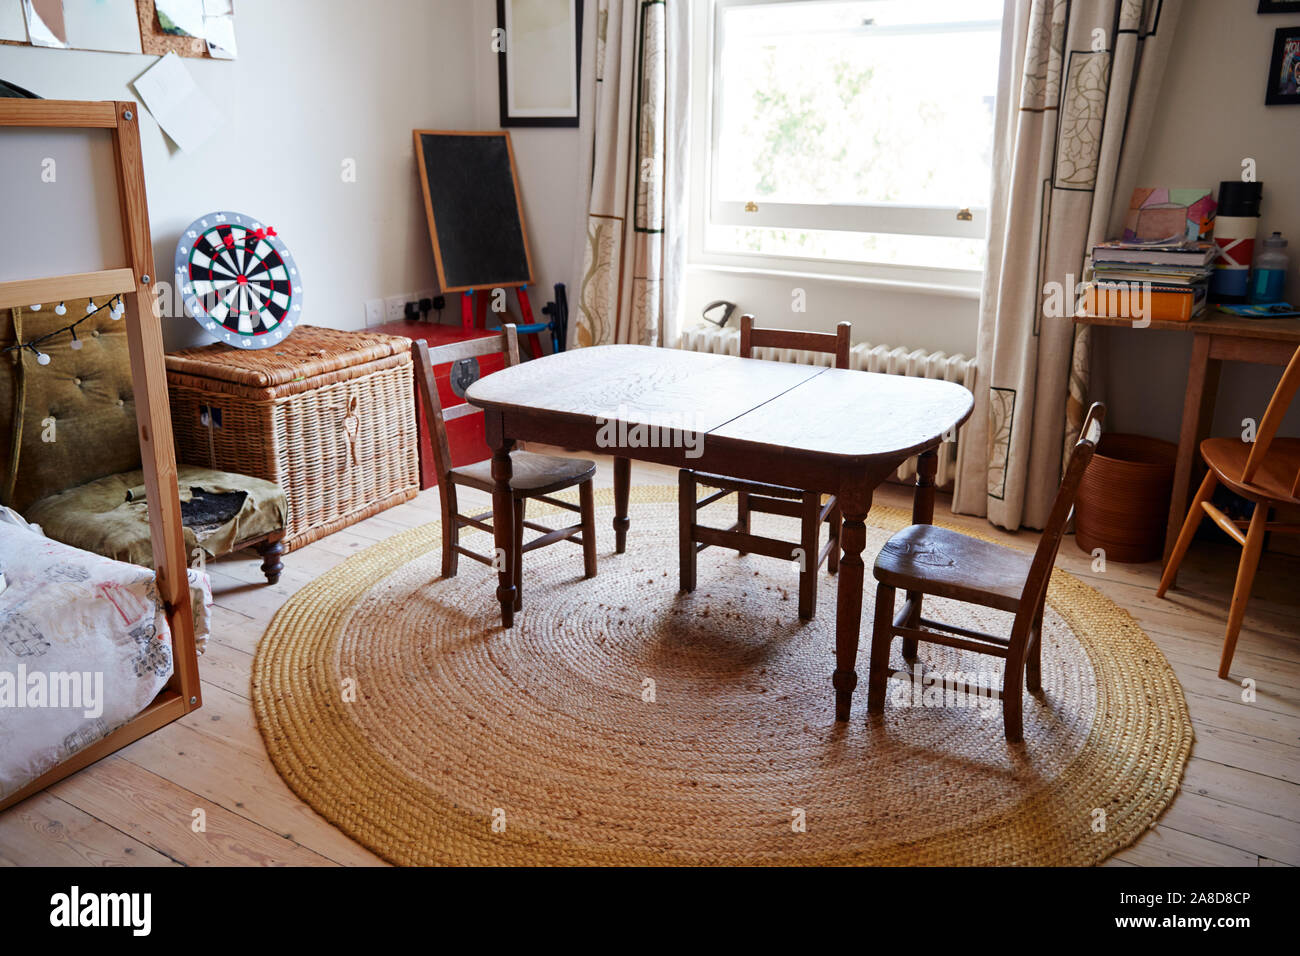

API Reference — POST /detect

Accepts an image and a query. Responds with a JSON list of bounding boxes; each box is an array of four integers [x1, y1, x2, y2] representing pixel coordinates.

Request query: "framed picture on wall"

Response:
[[1258, 1, 1300, 13], [497, 0, 584, 127], [1265, 26, 1300, 105]]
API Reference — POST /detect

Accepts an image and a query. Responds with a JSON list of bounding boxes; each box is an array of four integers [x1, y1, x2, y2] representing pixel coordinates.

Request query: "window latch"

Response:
[[744, 200, 758, 213], [956, 207, 973, 222]]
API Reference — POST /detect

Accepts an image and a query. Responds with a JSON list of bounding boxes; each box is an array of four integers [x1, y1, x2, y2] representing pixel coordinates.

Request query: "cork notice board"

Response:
[[137, 0, 214, 59]]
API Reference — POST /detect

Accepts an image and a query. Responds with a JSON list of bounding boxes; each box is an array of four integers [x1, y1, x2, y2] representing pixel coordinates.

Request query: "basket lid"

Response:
[[164, 325, 410, 388]]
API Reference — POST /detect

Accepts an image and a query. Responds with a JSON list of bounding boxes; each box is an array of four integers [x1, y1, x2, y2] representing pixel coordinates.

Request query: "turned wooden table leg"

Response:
[[903, 447, 938, 660], [833, 484, 871, 721], [613, 455, 631, 554], [912, 447, 938, 525], [491, 444, 517, 627]]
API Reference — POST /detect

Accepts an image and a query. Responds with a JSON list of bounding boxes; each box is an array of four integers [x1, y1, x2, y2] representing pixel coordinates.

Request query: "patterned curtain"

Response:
[[573, 0, 688, 348], [952, 0, 1181, 530]]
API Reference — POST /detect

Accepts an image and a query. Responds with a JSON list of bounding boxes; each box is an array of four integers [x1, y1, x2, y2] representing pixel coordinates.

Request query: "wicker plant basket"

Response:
[[1074, 433, 1177, 564], [165, 326, 418, 552]]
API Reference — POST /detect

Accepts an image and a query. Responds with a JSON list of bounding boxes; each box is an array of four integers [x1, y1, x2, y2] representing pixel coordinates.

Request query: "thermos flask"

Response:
[[1210, 181, 1262, 303]]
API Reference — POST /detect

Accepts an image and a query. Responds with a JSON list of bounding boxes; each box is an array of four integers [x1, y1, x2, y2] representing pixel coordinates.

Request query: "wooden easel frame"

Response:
[[412, 129, 535, 294], [0, 99, 201, 812]]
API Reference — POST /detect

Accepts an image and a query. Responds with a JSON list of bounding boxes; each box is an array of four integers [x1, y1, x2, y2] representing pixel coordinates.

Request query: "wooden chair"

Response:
[[866, 403, 1106, 743], [413, 325, 597, 610], [679, 313, 851, 620], [1158, 345, 1300, 678]]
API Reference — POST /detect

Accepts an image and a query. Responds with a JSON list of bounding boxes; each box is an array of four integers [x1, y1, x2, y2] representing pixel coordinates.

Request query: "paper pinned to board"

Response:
[[63, 0, 142, 54], [155, 0, 204, 39], [0, 0, 29, 42], [132, 52, 223, 152], [202, 0, 235, 59], [156, 0, 237, 59], [21, 0, 66, 47]]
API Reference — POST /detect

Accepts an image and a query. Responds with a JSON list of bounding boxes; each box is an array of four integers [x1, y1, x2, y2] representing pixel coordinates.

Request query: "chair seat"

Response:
[[873, 524, 1029, 613], [453, 451, 596, 496], [1201, 436, 1300, 506]]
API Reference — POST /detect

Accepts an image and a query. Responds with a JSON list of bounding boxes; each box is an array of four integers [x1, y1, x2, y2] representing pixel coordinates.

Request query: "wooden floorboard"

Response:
[[3, 452, 1297, 866]]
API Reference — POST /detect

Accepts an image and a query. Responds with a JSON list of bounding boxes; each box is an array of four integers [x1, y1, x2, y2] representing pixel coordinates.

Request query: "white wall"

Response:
[[470, 1, 586, 313], [1096, 0, 1300, 441], [0, 0, 478, 349]]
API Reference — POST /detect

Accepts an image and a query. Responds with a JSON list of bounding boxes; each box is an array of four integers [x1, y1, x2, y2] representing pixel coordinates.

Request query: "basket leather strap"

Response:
[[342, 395, 361, 467]]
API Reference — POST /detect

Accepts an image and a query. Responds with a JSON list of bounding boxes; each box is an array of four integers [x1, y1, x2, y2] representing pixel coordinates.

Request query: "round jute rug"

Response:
[[252, 486, 1192, 866]]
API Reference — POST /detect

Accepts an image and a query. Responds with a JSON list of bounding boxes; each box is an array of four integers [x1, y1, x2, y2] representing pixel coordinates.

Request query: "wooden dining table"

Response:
[[465, 344, 974, 720]]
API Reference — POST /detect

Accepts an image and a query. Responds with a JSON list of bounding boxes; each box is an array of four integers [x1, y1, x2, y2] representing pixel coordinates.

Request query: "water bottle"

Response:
[[1249, 232, 1288, 304]]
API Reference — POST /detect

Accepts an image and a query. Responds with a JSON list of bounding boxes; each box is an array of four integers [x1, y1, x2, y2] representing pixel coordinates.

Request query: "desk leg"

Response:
[[1165, 334, 1220, 561], [834, 484, 871, 722], [613, 455, 631, 554], [491, 445, 517, 628]]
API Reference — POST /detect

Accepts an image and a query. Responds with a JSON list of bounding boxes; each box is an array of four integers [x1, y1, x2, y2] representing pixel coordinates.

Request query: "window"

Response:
[[692, 0, 1003, 286]]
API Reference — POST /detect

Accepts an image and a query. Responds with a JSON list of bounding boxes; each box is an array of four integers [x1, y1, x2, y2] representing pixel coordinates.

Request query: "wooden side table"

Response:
[[1073, 310, 1300, 560]]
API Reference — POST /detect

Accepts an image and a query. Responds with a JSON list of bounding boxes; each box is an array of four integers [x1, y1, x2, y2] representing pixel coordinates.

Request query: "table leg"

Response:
[[1165, 333, 1220, 561], [491, 445, 517, 627], [833, 484, 872, 722], [904, 447, 939, 659], [912, 447, 938, 525], [613, 455, 631, 554]]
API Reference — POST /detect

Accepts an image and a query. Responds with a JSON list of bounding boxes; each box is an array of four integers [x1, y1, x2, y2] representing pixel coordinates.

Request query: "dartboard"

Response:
[[174, 211, 303, 348]]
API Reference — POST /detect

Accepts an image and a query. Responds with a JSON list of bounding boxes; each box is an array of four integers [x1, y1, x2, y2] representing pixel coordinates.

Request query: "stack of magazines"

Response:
[[1082, 239, 1214, 321]]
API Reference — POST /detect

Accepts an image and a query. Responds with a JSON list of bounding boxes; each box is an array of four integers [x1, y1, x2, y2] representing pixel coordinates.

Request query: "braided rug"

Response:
[[252, 486, 1192, 865]]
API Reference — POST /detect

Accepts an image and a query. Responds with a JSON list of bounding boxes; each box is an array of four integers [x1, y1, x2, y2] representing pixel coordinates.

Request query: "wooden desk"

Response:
[[466, 345, 973, 720], [1074, 310, 1300, 559]]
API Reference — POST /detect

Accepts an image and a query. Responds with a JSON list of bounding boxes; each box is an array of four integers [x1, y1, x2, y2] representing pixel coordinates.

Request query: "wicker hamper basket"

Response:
[[1074, 433, 1177, 564], [165, 326, 418, 552]]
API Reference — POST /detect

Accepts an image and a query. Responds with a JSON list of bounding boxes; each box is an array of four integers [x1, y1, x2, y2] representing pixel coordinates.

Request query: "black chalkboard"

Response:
[[414, 131, 534, 293]]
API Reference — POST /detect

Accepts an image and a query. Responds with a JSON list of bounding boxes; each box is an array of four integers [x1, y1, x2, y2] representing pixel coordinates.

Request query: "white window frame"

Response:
[[689, 0, 999, 292]]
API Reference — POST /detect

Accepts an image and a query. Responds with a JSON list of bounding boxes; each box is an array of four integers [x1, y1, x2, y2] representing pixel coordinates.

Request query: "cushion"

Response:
[[2, 300, 141, 513], [23, 465, 286, 569]]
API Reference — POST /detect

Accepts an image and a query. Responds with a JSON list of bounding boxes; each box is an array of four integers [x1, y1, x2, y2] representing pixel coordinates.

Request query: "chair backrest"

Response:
[[1017, 402, 1106, 625], [739, 313, 852, 369], [413, 324, 520, 485], [1241, 344, 1300, 497], [2, 299, 142, 512]]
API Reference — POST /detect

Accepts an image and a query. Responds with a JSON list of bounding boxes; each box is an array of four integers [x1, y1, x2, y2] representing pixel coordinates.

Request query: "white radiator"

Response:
[[678, 325, 976, 486]]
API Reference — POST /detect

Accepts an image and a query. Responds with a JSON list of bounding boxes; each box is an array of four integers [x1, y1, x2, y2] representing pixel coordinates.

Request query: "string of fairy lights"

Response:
[[2, 295, 127, 366]]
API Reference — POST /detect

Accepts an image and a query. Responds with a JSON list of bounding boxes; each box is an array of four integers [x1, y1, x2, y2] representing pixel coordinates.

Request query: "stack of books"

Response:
[[1082, 239, 1214, 322]]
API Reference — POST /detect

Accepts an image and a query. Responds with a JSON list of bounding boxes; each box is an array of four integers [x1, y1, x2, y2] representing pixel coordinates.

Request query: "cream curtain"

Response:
[[572, 0, 689, 348], [953, 0, 1181, 529]]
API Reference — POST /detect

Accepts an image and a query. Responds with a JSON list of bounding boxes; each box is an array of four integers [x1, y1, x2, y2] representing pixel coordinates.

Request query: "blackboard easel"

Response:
[[413, 129, 553, 356]]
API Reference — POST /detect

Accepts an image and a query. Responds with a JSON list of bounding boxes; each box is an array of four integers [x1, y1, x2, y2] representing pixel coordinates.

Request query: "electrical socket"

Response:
[[384, 294, 413, 322], [364, 299, 384, 326], [414, 289, 437, 321]]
